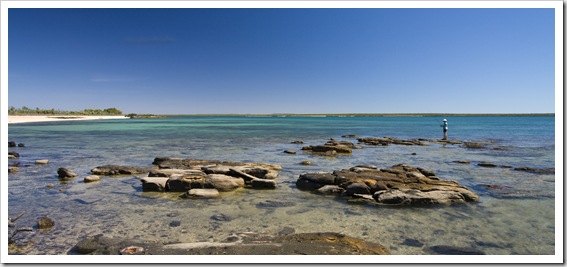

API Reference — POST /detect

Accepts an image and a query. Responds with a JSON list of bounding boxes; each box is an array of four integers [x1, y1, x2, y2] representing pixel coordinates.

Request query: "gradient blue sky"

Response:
[[8, 7, 556, 114]]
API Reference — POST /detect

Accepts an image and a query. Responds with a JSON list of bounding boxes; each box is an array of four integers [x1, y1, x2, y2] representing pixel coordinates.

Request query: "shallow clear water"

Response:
[[7, 116, 555, 255]]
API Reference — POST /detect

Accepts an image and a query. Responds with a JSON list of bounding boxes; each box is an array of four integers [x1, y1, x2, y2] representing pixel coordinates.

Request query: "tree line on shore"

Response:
[[8, 106, 123, 116]]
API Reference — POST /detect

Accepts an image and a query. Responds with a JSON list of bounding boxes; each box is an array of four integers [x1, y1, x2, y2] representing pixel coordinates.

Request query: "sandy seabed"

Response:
[[8, 115, 129, 124]]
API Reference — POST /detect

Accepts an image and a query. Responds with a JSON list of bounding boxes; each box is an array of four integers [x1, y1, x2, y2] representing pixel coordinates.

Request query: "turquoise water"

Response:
[[7, 116, 556, 255]]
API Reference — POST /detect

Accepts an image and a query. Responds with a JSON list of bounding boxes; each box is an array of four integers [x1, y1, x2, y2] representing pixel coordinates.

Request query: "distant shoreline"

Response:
[[8, 115, 129, 124], [7, 113, 553, 124]]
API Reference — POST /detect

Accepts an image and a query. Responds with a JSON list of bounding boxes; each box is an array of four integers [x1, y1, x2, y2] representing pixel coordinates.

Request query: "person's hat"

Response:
[[443, 119, 447, 121]]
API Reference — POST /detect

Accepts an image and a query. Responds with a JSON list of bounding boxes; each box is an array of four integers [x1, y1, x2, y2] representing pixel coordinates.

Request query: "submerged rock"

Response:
[[428, 245, 486, 255], [37, 216, 55, 230], [70, 232, 390, 255], [514, 166, 555, 174], [183, 188, 220, 198], [297, 163, 478, 206]]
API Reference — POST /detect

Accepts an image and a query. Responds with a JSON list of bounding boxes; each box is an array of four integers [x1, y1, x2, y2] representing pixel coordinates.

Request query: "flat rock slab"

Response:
[[70, 232, 390, 255], [297, 163, 478, 206]]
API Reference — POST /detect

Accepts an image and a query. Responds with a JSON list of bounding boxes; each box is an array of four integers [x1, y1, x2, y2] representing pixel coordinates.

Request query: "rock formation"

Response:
[[140, 158, 282, 196], [297, 164, 478, 206]]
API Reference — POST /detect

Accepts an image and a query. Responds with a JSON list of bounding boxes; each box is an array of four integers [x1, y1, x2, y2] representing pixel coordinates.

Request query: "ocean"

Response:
[[6, 115, 556, 255]]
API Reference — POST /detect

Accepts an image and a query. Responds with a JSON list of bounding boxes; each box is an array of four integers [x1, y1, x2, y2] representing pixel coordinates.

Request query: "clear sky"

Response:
[[7, 7, 556, 114]]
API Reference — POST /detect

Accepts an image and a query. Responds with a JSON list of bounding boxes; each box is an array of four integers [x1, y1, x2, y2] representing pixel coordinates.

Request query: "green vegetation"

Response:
[[125, 113, 168, 119], [8, 106, 123, 116]]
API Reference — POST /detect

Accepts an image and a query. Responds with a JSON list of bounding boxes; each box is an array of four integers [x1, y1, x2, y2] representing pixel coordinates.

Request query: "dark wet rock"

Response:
[[342, 134, 358, 138], [57, 167, 77, 179], [477, 162, 498, 168], [345, 182, 371, 196], [428, 245, 486, 255], [210, 213, 232, 222], [250, 178, 277, 189], [290, 140, 304, 144], [309, 145, 352, 154], [300, 160, 312, 166], [37, 216, 55, 230], [71, 232, 390, 255], [166, 175, 208, 192], [297, 163, 478, 206], [255, 200, 296, 208], [453, 160, 471, 164], [284, 150, 296, 154], [8, 151, 20, 158], [84, 175, 100, 183], [8, 141, 16, 147], [514, 166, 555, 174], [91, 165, 148, 176], [18, 143, 25, 147], [8, 167, 20, 173], [403, 238, 424, 247], [296, 172, 336, 190], [140, 177, 169, 192], [169, 221, 181, 227]]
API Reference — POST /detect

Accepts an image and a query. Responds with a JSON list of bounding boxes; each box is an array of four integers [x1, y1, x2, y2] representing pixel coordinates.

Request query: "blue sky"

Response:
[[8, 7, 556, 114]]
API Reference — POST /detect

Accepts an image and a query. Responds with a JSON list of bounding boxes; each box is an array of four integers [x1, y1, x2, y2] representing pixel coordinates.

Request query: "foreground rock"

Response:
[[297, 164, 478, 206], [140, 158, 282, 195], [70, 232, 390, 255]]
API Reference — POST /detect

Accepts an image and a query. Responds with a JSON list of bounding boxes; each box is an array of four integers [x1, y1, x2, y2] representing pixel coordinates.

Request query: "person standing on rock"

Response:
[[441, 119, 448, 140]]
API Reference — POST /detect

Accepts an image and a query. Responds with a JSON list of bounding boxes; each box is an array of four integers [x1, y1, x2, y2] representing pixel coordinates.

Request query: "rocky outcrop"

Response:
[[91, 165, 148, 175], [140, 158, 282, 196], [358, 137, 427, 146], [297, 164, 478, 206], [301, 139, 360, 156], [70, 232, 390, 255]]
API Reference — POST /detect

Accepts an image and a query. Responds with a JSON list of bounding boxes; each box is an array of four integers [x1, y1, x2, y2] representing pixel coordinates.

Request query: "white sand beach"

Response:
[[8, 115, 129, 124]]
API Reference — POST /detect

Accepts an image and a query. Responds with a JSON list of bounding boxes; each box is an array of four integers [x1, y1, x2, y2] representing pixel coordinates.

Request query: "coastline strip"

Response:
[[8, 115, 129, 124]]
